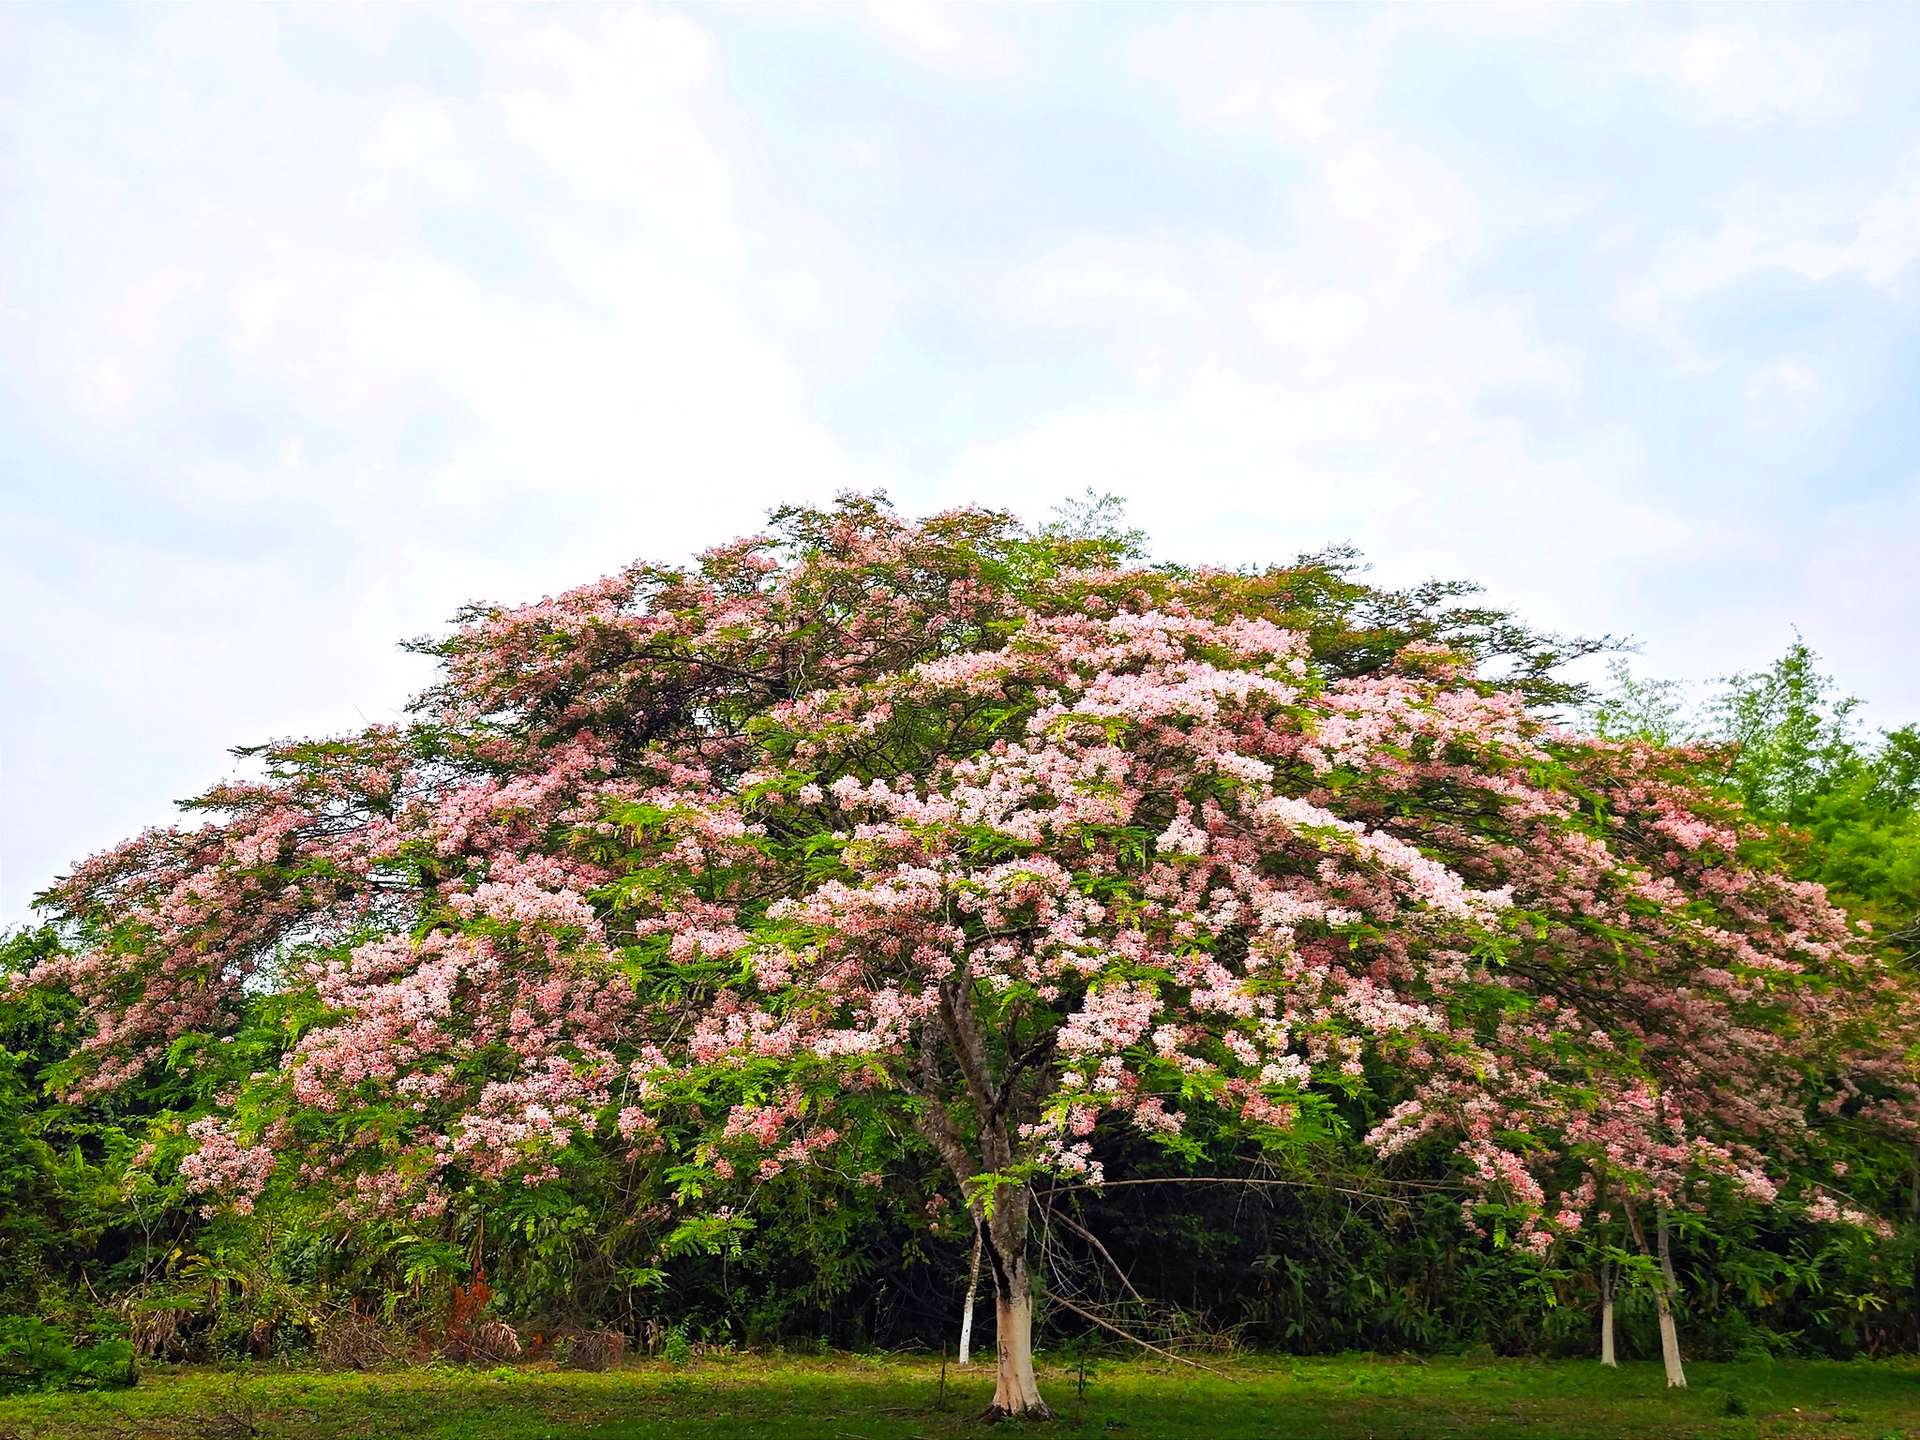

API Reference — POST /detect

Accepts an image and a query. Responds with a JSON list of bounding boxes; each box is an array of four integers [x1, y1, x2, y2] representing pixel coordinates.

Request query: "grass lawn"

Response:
[[1, 1352, 1917, 1440]]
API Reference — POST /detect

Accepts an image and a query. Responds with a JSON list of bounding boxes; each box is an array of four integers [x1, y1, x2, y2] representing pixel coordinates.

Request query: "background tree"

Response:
[[1584, 642, 1920, 1362]]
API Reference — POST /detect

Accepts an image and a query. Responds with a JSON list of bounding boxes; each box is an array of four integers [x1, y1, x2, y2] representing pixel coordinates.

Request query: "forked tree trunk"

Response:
[[1598, 1257, 1617, 1367], [911, 977, 1053, 1420], [1654, 1206, 1686, 1389]]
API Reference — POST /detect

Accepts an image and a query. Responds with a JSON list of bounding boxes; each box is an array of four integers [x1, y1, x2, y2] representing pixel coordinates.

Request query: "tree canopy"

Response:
[[14, 497, 1919, 1413]]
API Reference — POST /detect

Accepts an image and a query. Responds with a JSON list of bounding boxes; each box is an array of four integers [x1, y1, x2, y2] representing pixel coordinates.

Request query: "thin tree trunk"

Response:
[[958, 1226, 983, 1366], [1624, 1200, 1686, 1388], [1654, 1205, 1686, 1389], [1598, 1257, 1617, 1367], [1654, 1292, 1684, 1388], [1595, 1191, 1617, 1368]]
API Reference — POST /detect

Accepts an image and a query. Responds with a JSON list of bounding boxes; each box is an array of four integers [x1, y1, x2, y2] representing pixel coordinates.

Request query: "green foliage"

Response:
[[0, 1317, 134, 1396], [1709, 640, 1861, 826], [1589, 660, 1692, 748], [1798, 725, 1920, 951], [1589, 639, 1920, 947]]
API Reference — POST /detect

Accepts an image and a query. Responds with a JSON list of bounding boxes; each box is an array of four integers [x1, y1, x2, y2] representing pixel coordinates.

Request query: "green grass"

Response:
[[1, 1352, 1917, 1439]]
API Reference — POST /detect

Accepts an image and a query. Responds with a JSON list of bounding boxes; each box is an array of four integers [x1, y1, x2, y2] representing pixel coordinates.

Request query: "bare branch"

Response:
[[1043, 1293, 1233, 1378]]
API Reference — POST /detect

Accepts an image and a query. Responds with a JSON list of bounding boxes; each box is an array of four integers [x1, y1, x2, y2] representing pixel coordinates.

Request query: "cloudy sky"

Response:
[[4, 4, 1918, 921]]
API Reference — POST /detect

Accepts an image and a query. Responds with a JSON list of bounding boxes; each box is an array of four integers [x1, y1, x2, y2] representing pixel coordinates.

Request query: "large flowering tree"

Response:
[[24, 498, 1914, 1417]]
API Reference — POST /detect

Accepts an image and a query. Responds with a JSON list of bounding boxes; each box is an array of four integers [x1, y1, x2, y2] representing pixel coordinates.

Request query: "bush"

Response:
[[561, 1328, 626, 1372], [0, 1316, 135, 1394], [317, 1309, 401, 1370]]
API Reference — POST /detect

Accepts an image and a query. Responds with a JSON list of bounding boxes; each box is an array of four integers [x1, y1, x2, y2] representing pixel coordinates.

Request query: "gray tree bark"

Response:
[[1598, 1256, 1617, 1367], [1654, 1205, 1686, 1389]]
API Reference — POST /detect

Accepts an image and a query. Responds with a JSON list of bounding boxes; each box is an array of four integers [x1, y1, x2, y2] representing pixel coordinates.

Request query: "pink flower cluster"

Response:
[[180, 1117, 274, 1216]]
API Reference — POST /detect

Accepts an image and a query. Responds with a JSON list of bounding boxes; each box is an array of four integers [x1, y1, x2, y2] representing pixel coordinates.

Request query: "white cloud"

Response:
[[0, 8, 875, 916], [1618, 19, 1875, 125], [4, 4, 1919, 920], [858, 1, 1024, 78]]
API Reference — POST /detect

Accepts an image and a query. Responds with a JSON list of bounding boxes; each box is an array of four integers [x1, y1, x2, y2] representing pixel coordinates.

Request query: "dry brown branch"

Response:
[[1043, 1293, 1233, 1378]]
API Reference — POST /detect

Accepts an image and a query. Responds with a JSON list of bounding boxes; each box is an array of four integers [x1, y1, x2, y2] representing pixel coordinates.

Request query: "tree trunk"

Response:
[[1598, 1258, 1617, 1367], [1654, 1205, 1686, 1389], [1623, 1200, 1686, 1388], [977, 1195, 1051, 1422], [986, 1252, 1050, 1420], [958, 1227, 983, 1366], [911, 980, 1052, 1420], [1654, 1292, 1684, 1388]]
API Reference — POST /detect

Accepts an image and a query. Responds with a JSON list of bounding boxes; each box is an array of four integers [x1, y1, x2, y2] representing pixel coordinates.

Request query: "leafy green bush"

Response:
[[0, 1316, 135, 1394]]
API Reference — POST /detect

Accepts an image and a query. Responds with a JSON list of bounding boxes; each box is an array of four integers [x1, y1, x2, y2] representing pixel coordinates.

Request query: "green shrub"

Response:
[[0, 1315, 135, 1394]]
